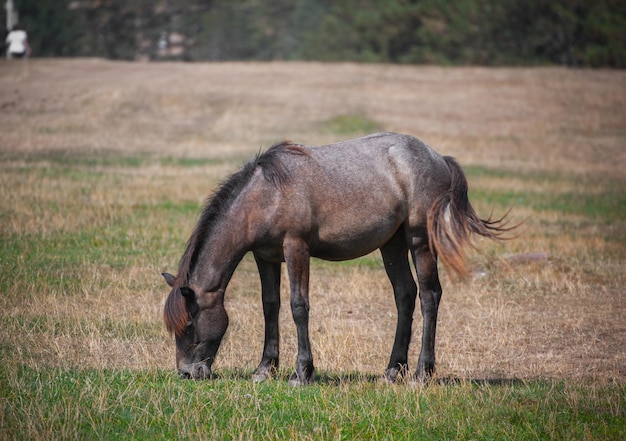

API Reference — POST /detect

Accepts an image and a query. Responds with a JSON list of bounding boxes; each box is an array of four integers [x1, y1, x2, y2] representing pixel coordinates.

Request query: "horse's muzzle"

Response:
[[178, 362, 211, 380]]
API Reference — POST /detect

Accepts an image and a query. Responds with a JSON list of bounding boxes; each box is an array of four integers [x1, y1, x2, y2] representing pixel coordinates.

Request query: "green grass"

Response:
[[0, 209, 192, 295], [160, 156, 235, 168], [470, 188, 625, 223], [465, 167, 626, 249], [466, 166, 626, 222], [1, 366, 623, 440], [320, 114, 384, 136], [0, 149, 244, 170], [2, 150, 151, 168]]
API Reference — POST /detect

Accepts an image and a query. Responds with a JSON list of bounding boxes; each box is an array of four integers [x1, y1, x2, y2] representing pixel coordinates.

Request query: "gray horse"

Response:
[[163, 132, 512, 384]]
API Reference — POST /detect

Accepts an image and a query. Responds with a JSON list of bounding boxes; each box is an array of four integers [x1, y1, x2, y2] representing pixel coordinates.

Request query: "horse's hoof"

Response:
[[252, 372, 269, 383], [252, 363, 277, 382], [408, 377, 428, 389], [382, 367, 401, 384], [288, 377, 304, 387], [378, 375, 395, 385], [383, 363, 410, 384], [288, 369, 315, 386], [252, 368, 273, 383], [411, 370, 435, 388]]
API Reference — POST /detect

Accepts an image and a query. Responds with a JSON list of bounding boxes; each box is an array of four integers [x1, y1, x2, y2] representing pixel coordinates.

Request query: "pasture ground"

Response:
[[1, 59, 624, 439]]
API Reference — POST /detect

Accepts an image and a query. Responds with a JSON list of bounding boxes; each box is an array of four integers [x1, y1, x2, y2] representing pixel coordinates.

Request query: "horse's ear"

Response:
[[162, 272, 176, 287]]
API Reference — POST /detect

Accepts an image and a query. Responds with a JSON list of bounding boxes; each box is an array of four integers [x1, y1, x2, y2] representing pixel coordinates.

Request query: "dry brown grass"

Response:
[[2, 59, 624, 176], [0, 58, 624, 383]]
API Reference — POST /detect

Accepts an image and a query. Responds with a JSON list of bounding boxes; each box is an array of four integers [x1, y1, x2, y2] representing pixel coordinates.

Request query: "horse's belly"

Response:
[[312, 218, 401, 261]]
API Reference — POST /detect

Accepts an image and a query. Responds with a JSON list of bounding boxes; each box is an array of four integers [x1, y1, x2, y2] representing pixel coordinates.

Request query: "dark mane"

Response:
[[176, 141, 305, 284]]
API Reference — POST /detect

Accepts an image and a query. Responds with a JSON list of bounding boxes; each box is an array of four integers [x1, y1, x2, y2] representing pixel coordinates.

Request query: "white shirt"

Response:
[[6, 29, 28, 54]]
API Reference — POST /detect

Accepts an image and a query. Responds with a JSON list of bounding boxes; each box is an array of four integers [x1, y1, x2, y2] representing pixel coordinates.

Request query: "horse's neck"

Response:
[[188, 206, 251, 293]]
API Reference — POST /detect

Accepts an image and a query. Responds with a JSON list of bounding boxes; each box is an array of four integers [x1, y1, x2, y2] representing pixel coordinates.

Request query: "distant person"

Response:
[[5, 24, 31, 59]]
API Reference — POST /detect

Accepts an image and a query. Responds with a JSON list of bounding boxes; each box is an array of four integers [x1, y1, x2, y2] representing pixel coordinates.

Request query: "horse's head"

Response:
[[162, 273, 229, 380]]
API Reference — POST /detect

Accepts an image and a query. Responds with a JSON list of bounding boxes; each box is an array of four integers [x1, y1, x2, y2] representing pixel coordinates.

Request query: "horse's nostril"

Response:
[[194, 364, 211, 380], [179, 370, 192, 380]]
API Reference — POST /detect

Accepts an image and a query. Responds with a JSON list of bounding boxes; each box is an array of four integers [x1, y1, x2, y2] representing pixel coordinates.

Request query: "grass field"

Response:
[[1, 59, 625, 439]]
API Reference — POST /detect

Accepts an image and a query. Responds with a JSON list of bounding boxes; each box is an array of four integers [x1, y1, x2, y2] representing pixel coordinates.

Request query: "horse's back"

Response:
[[310, 132, 439, 160], [287, 133, 450, 209]]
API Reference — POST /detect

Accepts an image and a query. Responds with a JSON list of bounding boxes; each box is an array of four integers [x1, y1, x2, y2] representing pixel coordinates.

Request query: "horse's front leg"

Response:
[[283, 237, 315, 386], [411, 245, 442, 383], [252, 253, 281, 382]]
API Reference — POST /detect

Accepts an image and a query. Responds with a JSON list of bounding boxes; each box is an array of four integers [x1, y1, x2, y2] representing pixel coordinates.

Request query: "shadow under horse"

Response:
[[162, 132, 513, 385]]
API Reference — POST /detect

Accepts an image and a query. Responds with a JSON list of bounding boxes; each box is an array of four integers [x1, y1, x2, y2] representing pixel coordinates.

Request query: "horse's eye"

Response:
[[186, 320, 193, 328]]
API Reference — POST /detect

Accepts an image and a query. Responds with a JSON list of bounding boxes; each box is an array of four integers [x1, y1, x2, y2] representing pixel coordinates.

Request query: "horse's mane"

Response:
[[177, 141, 306, 284], [164, 141, 306, 336]]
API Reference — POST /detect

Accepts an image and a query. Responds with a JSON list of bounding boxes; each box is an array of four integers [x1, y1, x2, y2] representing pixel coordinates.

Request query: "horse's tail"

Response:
[[427, 156, 513, 278]]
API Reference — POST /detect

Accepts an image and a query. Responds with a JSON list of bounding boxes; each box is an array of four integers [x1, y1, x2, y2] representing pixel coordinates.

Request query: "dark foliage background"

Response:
[[4, 0, 625, 67]]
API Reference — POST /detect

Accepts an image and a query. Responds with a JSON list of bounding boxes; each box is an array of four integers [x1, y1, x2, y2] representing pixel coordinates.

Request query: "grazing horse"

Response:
[[162, 132, 511, 385]]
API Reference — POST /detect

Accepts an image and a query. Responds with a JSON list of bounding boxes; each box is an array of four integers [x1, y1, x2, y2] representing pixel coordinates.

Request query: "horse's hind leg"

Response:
[[252, 253, 281, 382], [381, 230, 418, 383], [411, 242, 442, 383]]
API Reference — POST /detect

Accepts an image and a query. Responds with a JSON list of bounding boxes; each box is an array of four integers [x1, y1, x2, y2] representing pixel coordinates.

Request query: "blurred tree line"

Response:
[[6, 0, 625, 67]]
